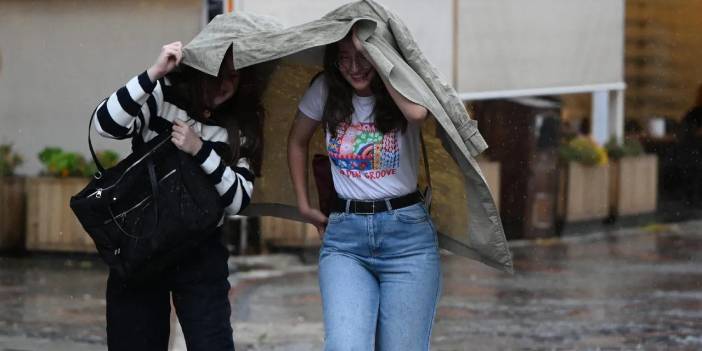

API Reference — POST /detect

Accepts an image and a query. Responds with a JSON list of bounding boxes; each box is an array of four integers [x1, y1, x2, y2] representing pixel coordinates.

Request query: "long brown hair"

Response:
[[321, 36, 405, 138], [170, 49, 273, 176]]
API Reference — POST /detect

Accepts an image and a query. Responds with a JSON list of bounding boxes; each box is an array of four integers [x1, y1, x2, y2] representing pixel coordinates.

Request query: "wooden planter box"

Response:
[[25, 177, 95, 253], [610, 155, 658, 217], [478, 159, 501, 209], [260, 217, 320, 249], [559, 162, 610, 222], [0, 177, 26, 251]]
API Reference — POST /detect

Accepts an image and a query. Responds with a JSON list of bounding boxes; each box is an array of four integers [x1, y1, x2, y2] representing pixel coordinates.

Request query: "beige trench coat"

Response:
[[183, 0, 513, 273]]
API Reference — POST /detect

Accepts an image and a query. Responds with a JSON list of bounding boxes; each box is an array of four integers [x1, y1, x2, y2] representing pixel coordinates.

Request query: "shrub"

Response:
[[605, 137, 645, 160], [0, 144, 23, 176], [559, 136, 608, 166], [38, 147, 120, 177]]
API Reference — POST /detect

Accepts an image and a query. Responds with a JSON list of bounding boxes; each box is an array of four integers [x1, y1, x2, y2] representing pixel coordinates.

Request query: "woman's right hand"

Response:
[[300, 207, 328, 239], [147, 41, 183, 82]]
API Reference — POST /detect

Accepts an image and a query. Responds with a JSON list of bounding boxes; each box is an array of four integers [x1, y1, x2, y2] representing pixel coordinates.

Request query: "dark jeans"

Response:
[[105, 230, 234, 351]]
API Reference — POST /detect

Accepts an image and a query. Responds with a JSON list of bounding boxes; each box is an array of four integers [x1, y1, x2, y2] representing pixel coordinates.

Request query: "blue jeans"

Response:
[[319, 203, 442, 351]]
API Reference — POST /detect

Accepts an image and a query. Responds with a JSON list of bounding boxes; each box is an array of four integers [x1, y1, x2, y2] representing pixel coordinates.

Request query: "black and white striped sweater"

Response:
[[92, 71, 254, 218]]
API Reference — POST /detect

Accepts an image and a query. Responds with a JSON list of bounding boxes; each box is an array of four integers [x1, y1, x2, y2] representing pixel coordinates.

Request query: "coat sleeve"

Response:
[[386, 16, 488, 156]]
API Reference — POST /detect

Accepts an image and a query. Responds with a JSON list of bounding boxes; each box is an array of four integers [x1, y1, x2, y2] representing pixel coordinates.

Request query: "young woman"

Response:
[[92, 41, 265, 351], [288, 29, 441, 350]]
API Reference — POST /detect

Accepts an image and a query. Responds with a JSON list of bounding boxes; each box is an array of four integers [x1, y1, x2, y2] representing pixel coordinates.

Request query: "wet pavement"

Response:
[[1, 220, 701, 350]]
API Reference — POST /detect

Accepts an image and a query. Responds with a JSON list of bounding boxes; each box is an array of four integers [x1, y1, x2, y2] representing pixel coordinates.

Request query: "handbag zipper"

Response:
[[86, 137, 172, 199], [101, 168, 177, 224]]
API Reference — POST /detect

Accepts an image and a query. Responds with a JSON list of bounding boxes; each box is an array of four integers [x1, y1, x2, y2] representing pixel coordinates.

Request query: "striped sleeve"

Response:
[[194, 141, 255, 215], [93, 71, 158, 139]]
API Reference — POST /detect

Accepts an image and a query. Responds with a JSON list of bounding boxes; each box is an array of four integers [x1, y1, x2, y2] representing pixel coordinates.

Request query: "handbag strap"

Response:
[[87, 105, 105, 178], [87, 104, 146, 179], [147, 160, 159, 230], [419, 130, 432, 211]]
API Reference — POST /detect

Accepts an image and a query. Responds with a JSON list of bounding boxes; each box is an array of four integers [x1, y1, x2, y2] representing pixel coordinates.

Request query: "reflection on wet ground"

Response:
[[1, 221, 701, 350]]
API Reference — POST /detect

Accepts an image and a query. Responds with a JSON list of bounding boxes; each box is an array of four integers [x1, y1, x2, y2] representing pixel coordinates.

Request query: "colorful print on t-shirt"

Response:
[[328, 122, 400, 178]]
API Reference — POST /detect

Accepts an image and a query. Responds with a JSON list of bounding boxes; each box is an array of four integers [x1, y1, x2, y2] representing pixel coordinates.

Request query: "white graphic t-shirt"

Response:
[[298, 76, 420, 200]]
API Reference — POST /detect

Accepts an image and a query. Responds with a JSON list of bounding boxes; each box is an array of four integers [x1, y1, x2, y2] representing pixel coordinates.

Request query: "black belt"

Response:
[[332, 191, 423, 215]]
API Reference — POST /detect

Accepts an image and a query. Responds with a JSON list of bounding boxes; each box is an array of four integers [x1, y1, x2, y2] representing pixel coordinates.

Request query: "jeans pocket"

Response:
[[327, 211, 346, 224], [427, 218, 439, 248], [394, 203, 428, 224]]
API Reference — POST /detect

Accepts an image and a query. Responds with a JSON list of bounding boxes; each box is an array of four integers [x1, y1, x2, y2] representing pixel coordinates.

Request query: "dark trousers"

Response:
[[105, 231, 234, 351]]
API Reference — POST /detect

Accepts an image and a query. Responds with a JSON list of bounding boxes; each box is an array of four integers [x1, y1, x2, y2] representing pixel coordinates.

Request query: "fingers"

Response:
[[163, 41, 182, 54], [171, 120, 186, 145], [162, 41, 183, 65], [171, 119, 203, 155], [171, 127, 184, 139], [171, 134, 182, 145], [171, 133, 183, 148], [171, 129, 184, 139], [150, 42, 183, 80], [174, 42, 183, 65], [171, 119, 189, 134], [167, 47, 183, 63], [164, 47, 181, 62], [171, 127, 184, 138], [351, 26, 362, 46], [318, 211, 329, 225]]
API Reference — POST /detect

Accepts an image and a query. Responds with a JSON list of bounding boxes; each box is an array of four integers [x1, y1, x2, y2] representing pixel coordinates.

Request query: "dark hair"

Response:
[[321, 36, 405, 138], [169, 49, 272, 176]]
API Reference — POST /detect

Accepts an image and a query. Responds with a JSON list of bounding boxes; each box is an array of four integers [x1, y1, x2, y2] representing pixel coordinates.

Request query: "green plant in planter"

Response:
[[37, 147, 62, 166], [38, 147, 89, 177], [38, 148, 120, 178], [0, 144, 23, 177], [605, 137, 645, 160], [559, 136, 608, 166]]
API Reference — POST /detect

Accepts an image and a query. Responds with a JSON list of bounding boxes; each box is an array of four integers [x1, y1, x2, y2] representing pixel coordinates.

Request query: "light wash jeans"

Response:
[[319, 202, 442, 351]]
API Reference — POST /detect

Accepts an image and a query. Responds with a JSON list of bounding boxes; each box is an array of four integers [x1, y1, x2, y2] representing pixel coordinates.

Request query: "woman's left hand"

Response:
[[171, 119, 203, 156], [351, 26, 368, 56]]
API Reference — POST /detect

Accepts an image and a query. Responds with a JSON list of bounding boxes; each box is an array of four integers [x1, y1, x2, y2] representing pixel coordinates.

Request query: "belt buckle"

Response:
[[355, 201, 375, 215]]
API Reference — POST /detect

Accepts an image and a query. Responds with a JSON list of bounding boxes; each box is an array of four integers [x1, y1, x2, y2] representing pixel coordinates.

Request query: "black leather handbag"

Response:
[[312, 154, 335, 217], [70, 116, 223, 285]]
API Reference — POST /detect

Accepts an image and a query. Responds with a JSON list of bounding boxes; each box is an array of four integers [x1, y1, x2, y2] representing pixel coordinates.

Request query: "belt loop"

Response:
[[385, 198, 393, 211], [345, 199, 351, 214]]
